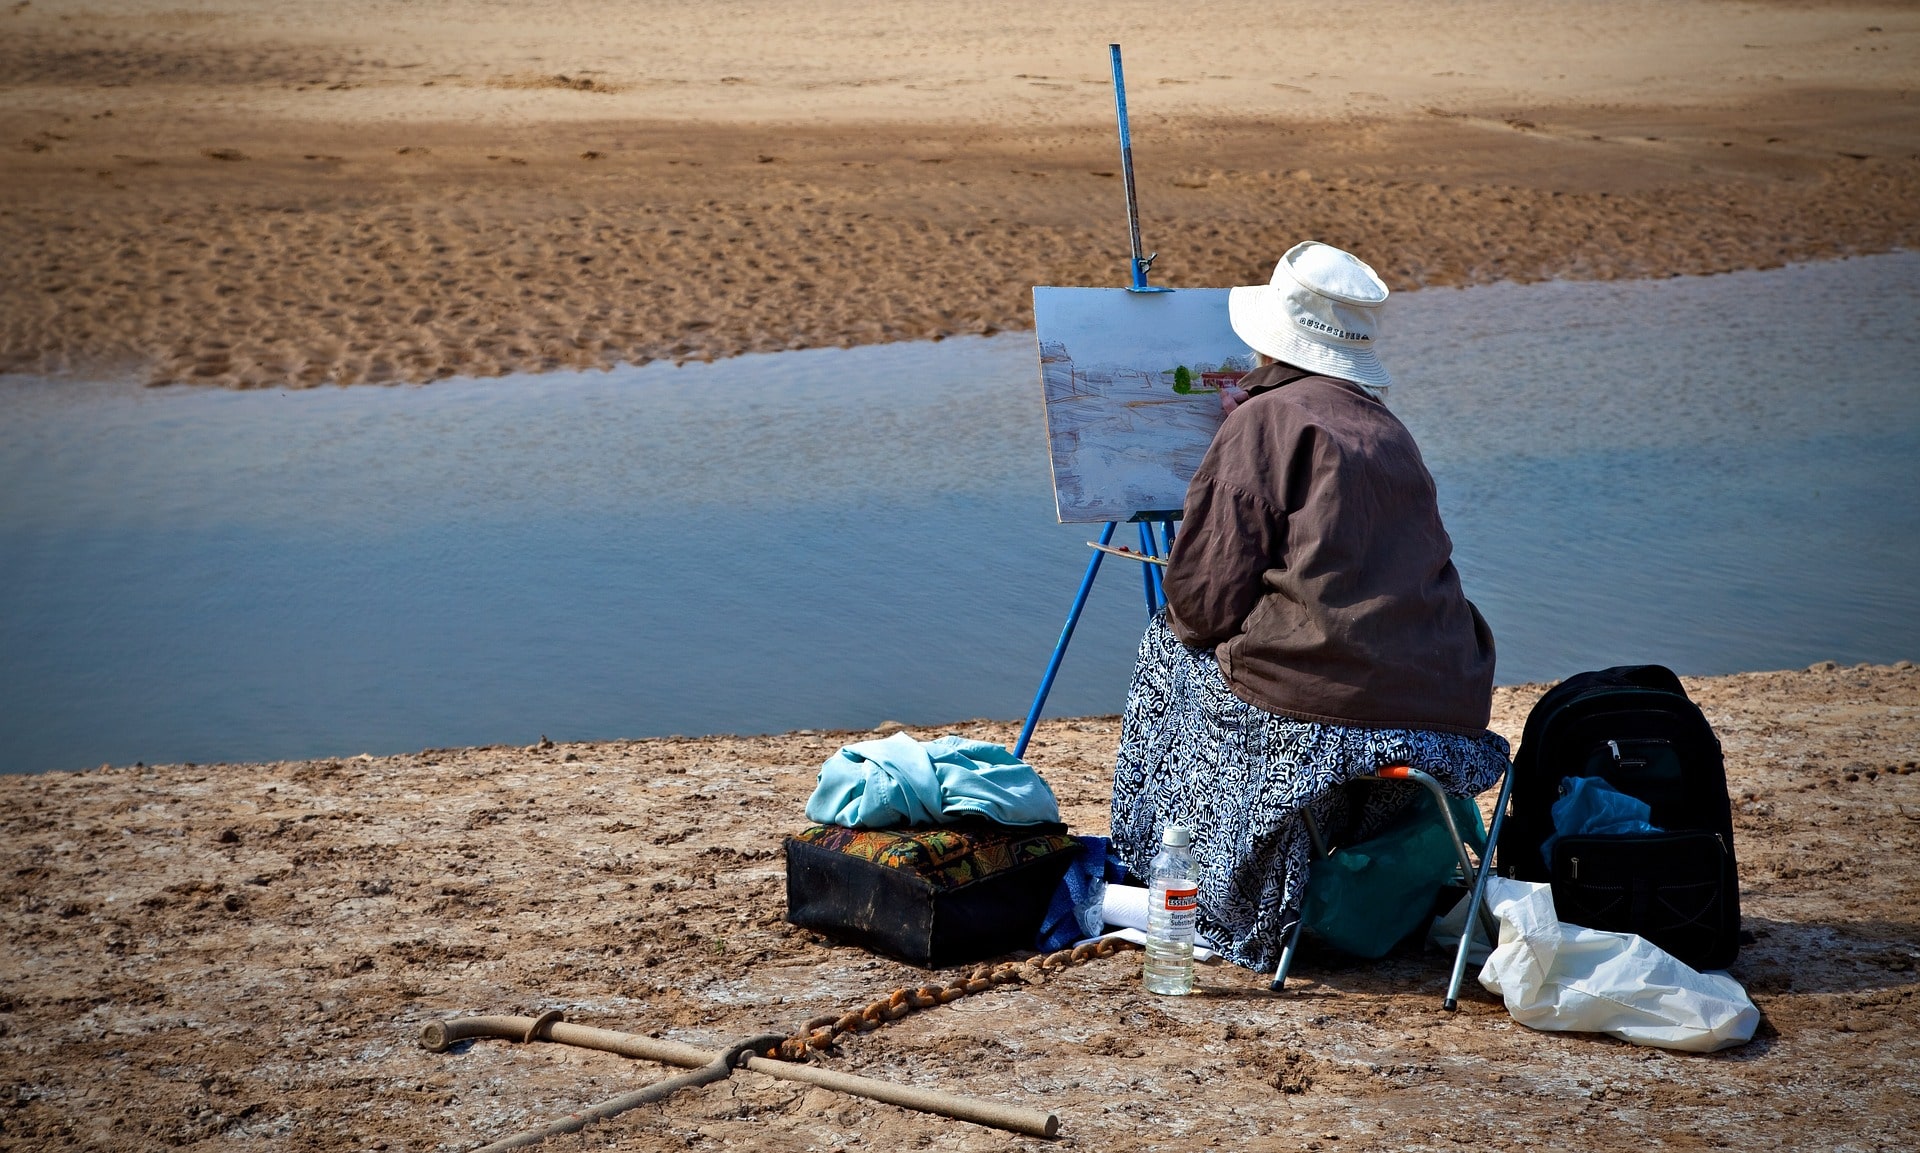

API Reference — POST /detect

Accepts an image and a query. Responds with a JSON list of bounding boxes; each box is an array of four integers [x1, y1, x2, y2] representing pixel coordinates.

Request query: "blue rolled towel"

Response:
[[1035, 835, 1134, 952], [1541, 776, 1661, 866]]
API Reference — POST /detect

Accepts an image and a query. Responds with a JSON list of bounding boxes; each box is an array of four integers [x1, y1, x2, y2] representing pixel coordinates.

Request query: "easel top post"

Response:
[[1109, 44, 1169, 294]]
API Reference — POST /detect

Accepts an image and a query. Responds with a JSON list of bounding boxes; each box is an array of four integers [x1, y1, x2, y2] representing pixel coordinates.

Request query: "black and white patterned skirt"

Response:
[[1112, 611, 1511, 971]]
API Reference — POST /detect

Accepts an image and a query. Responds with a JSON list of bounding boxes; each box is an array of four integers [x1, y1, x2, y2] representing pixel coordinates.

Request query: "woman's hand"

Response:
[[1219, 385, 1251, 417]]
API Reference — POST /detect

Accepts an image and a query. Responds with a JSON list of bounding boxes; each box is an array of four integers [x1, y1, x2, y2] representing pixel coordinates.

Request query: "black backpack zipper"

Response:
[[1567, 831, 1726, 880]]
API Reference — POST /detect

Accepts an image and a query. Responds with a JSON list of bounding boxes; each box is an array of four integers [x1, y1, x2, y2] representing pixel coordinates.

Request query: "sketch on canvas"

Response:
[[1033, 287, 1249, 523]]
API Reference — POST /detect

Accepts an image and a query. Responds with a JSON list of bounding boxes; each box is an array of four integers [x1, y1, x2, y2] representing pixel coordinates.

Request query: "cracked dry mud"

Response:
[[2, 663, 1916, 1151]]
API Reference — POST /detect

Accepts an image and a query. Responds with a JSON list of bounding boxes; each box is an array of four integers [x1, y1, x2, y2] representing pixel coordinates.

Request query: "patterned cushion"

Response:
[[791, 820, 1078, 892], [785, 819, 1081, 967]]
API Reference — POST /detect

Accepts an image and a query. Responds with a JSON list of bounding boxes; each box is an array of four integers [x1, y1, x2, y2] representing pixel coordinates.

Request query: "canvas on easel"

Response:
[[1033, 287, 1246, 523]]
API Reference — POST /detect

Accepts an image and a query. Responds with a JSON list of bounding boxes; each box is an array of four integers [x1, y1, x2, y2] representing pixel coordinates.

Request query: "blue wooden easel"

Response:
[[1013, 45, 1179, 759]]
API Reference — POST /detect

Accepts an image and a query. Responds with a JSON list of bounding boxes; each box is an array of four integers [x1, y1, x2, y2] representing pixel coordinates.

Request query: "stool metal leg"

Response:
[[1444, 762, 1515, 1011], [1378, 767, 1479, 891], [1269, 806, 1326, 992], [1269, 911, 1310, 992], [1367, 767, 1501, 945]]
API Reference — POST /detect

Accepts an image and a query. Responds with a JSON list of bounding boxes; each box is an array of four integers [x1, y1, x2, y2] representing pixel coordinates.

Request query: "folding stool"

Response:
[[1269, 764, 1516, 1009]]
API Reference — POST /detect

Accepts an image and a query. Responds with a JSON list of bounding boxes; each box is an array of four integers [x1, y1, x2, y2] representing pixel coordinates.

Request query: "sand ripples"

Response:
[[4, 140, 1916, 388]]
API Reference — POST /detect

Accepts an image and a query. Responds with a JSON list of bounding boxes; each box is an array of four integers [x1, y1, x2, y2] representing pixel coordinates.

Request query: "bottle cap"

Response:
[[1161, 824, 1192, 848]]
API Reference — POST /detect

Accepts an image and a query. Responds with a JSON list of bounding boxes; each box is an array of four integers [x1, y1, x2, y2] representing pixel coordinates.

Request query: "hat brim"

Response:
[[1229, 284, 1392, 391]]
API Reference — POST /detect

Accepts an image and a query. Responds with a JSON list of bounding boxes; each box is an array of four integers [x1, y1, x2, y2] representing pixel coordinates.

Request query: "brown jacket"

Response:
[[1163, 365, 1496, 734]]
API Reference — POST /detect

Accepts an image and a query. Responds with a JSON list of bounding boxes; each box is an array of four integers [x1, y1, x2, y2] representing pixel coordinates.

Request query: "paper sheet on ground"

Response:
[[1094, 884, 1217, 961]]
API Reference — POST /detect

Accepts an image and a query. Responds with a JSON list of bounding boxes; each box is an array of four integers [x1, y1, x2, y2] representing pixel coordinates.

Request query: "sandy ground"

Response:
[[2, 663, 1916, 1152], [2, 1, 1917, 386], [4, 5, 1918, 1151]]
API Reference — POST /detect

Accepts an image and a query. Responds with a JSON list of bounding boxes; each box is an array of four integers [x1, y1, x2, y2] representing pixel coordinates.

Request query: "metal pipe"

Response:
[[1445, 762, 1517, 1010], [422, 1015, 1060, 1140], [1110, 43, 1149, 291], [1144, 521, 1168, 610], [736, 1053, 1058, 1139], [1137, 521, 1159, 614], [1014, 520, 1116, 758], [423, 1015, 711, 1065], [468, 1034, 777, 1153], [1270, 912, 1310, 993], [1374, 767, 1482, 895]]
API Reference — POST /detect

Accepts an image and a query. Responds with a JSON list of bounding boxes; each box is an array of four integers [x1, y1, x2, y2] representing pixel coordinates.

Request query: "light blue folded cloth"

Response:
[[804, 733, 1062, 828]]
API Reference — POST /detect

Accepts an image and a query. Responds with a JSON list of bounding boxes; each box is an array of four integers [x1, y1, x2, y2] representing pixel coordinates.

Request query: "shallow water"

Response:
[[3, 254, 1917, 773]]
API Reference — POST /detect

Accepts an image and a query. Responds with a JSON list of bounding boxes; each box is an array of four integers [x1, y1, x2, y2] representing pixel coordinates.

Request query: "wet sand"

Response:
[[3, 664, 1916, 1150], [2, 1, 1916, 386]]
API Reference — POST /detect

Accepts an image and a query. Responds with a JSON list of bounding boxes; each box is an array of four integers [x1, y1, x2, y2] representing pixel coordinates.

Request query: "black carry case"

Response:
[[784, 820, 1080, 968], [1498, 664, 1740, 970]]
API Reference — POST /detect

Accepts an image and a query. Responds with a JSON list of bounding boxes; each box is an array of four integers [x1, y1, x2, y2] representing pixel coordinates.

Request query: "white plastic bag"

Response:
[[1441, 878, 1759, 1052]]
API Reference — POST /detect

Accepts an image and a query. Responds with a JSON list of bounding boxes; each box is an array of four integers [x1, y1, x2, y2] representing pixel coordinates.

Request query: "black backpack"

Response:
[[1497, 664, 1740, 970]]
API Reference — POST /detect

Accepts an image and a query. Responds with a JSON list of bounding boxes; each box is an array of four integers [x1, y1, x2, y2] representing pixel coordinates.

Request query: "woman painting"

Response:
[[1111, 241, 1510, 971]]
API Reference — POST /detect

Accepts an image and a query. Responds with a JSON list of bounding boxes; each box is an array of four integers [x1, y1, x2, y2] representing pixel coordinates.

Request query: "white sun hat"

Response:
[[1228, 241, 1392, 393]]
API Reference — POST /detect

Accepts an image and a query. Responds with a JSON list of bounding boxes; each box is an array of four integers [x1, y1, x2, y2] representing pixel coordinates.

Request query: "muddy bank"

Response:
[[2, 663, 1916, 1150]]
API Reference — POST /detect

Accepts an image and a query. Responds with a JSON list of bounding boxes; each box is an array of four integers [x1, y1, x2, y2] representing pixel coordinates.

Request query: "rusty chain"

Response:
[[763, 936, 1141, 1061]]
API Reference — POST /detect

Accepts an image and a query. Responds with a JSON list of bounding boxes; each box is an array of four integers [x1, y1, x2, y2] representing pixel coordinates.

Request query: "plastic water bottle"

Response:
[[1144, 824, 1197, 995]]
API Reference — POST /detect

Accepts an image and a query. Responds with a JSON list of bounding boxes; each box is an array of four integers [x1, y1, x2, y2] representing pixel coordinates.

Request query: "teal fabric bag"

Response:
[[1300, 791, 1486, 959]]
